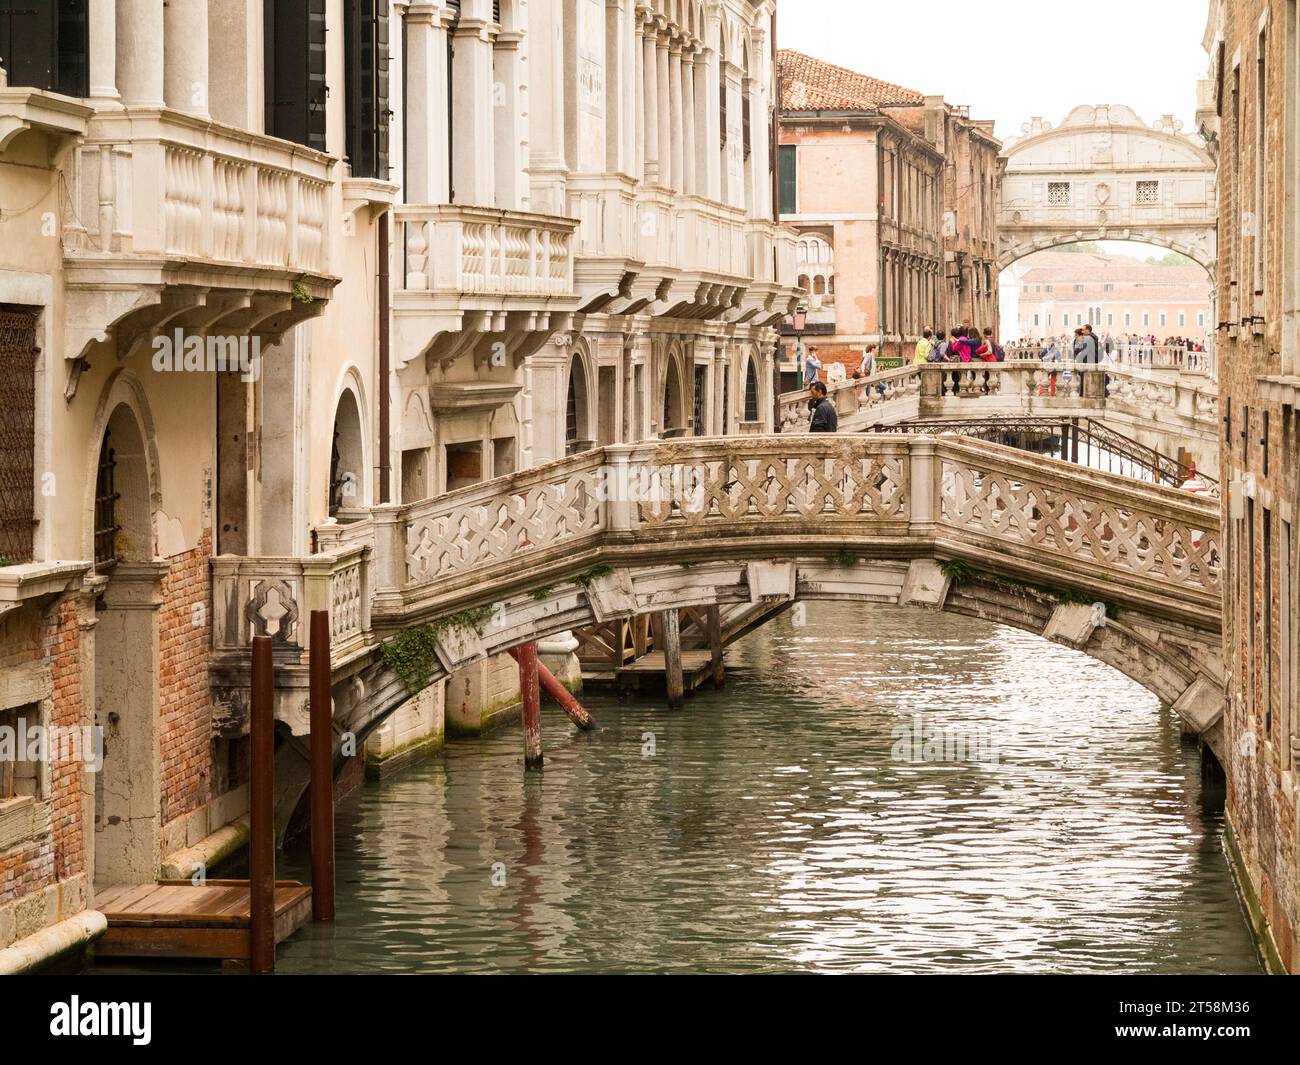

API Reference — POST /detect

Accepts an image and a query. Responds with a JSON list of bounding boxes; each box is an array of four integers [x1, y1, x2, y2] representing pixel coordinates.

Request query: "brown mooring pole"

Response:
[[663, 608, 684, 710], [517, 640, 544, 768], [308, 611, 335, 922], [705, 605, 725, 689], [249, 635, 275, 974], [507, 646, 594, 729]]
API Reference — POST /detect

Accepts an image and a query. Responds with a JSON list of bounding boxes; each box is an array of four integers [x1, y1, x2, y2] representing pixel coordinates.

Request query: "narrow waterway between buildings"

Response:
[[90, 602, 1260, 974]]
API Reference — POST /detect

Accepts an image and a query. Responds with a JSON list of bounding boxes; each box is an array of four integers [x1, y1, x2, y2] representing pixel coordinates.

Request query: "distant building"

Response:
[[1007, 251, 1212, 342], [776, 51, 1000, 378]]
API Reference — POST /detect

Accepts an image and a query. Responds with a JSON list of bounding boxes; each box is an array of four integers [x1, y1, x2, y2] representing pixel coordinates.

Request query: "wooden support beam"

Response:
[[663, 608, 684, 710], [516, 640, 544, 768], [705, 604, 725, 688], [508, 646, 594, 730], [308, 611, 335, 923], [249, 635, 275, 974]]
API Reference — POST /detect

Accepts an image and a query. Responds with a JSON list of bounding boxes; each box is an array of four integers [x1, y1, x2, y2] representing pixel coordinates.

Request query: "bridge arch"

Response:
[[997, 105, 1217, 278], [280, 554, 1224, 847]]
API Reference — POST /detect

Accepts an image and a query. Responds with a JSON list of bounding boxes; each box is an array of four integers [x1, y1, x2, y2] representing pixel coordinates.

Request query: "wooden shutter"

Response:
[[345, 0, 390, 179], [265, 0, 328, 152], [0, 0, 85, 95], [778, 145, 796, 215]]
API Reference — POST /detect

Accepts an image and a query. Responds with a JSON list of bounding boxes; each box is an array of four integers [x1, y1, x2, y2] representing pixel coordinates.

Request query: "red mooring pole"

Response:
[[308, 610, 335, 922], [516, 640, 544, 769], [507, 646, 593, 730], [249, 635, 275, 974]]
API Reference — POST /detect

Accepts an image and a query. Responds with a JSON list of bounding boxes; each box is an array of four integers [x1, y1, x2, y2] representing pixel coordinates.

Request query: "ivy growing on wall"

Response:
[[379, 606, 495, 695]]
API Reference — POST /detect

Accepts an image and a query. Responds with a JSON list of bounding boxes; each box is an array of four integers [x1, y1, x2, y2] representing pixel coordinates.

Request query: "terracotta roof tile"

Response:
[[778, 50, 924, 113]]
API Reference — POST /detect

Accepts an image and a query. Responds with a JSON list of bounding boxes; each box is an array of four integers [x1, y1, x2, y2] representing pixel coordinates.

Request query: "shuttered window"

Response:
[[264, 0, 328, 152], [0, 308, 37, 564], [778, 145, 797, 215], [345, 0, 390, 179], [0, 0, 88, 97]]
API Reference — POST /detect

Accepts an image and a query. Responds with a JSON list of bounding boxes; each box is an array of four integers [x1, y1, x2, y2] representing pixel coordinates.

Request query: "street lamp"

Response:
[[792, 303, 808, 388]]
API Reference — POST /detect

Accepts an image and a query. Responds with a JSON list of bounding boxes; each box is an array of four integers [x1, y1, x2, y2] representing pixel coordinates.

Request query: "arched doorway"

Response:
[[662, 355, 686, 437], [92, 401, 165, 888], [329, 388, 366, 517], [565, 353, 592, 454]]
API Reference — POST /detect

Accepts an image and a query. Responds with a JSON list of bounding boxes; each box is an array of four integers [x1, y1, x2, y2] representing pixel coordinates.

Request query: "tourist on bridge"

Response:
[[854, 344, 886, 398], [808, 381, 838, 433], [927, 329, 949, 363], [914, 328, 934, 364], [803, 345, 822, 386], [1073, 326, 1101, 364]]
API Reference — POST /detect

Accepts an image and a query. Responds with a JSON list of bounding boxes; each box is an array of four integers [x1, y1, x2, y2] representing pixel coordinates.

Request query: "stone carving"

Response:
[[245, 578, 300, 645]]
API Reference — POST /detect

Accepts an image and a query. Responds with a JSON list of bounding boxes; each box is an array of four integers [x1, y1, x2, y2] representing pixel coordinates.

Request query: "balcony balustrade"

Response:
[[61, 107, 338, 372]]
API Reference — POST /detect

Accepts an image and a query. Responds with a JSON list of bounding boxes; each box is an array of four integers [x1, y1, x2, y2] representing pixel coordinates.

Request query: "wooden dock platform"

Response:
[[94, 879, 312, 961], [582, 649, 716, 694]]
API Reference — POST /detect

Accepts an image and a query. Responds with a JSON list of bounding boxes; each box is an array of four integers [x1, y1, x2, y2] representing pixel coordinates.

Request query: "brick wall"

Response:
[[0, 597, 83, 908], [1213, 0, 1299, 974], [158, 531, 214, 829]]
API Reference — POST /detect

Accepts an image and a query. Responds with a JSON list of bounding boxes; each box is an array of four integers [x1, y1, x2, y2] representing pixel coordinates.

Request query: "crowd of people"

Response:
[[803, 324, 1009, 433], [1009, 332, 1209, 360]]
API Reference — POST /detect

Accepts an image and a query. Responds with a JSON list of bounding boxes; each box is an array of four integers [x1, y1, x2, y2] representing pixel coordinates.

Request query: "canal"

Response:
[[266, 601, 1259, 975]]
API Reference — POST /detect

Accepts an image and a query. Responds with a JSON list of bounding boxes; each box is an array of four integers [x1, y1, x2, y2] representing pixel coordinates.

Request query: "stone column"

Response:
[[451, 5, 496, 205], [641, 17, 659, 184], [681, 48, 697, 195], [699, 47, 721, 201], [116, 0, 164, 107], [668, 39, 684, 193], [493, 28, 524, 210], [88, 0, 120, 104], [656, 26, 671, 190], [405, 4, 453, 203], [633, 16, 645, 180], [164, 0, 209, 117]]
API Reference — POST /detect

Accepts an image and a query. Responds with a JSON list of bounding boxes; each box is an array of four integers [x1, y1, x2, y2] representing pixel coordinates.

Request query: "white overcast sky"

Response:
[[779, 0, 1210, 142]]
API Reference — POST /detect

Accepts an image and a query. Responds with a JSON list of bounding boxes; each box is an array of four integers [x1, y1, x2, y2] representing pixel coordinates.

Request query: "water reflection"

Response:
[[274, 602, 1256, 974]]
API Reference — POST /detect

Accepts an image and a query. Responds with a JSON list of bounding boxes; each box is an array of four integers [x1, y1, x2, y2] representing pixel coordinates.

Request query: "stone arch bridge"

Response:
[[209, 435, 1226, 835], [997, 105, 1217, 276]]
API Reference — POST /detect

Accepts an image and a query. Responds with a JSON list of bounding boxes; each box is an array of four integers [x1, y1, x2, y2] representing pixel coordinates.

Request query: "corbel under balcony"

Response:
[[0, 84, 92, 155], [0, 561, 92, 623], [343, 176, 401, 219], [428, 381, 523, 416], [61, 273, 333, 399]]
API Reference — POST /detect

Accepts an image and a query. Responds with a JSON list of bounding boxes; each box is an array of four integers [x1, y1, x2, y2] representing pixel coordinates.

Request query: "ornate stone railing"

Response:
[[65, 108, 335, 276], [211, 543, 372, 668], [1105, 366, 1219, 423], [396, 204, 578, 298], [362, 436, 1220, 629], [780, 361, 1099, 433], [1114, 343, 1214, 376]]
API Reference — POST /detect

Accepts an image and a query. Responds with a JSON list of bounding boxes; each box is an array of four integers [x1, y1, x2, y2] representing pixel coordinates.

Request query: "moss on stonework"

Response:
[[529, 583, 557, 601], [379, 606, 495, 695], [826, 548, 858, 569], [573, 564, 614, 588], [939, 559, 973, 583]]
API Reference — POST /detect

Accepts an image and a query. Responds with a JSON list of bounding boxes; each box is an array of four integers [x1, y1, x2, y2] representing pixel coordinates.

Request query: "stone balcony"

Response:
[[393, 203, 580, 367], [62, 107, 339, 377], [562, 172, 801, 323], [209, 541, 373, 738]]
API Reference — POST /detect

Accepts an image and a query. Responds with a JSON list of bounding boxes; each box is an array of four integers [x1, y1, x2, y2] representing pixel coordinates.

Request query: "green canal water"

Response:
[[271, 602, 1260, 975]]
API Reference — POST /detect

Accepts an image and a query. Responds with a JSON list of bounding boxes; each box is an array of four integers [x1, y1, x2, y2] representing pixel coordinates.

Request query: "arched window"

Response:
[[565, 353, 591, 453], [743, 357, 760, 423]]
